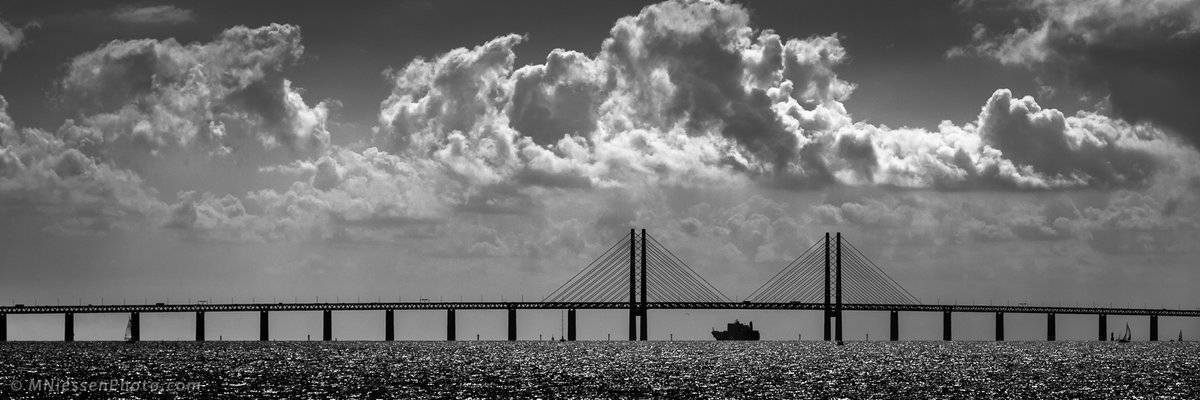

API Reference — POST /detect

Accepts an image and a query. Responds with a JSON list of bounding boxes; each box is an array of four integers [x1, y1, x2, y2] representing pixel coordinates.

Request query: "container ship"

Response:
[[711, 320, 760, 340]]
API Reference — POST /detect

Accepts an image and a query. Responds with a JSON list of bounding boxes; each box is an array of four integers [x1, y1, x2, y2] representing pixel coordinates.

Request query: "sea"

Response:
[[1, 341, 1197, 399]]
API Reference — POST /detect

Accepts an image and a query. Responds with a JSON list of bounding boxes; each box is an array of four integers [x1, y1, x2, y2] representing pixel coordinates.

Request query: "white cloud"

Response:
[[0, 17, 32, 71]]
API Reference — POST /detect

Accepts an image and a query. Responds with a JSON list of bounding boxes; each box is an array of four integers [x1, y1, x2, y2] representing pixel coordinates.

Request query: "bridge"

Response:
[[0, 230, 1195, 342]]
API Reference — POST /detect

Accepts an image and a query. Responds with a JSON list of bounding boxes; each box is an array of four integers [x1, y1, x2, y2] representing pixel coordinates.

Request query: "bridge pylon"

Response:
[[545, 228, 730, 340]]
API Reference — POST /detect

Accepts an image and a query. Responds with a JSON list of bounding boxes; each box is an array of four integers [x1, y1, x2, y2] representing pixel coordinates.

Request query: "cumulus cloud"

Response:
[[5, 0, 1199, 265], [0, 96, 167, 234], [111, 5, 196, 25], [372, 0, 1194, 195], [854, 89, 1191, 189], [57, 23, 330, 157], [952, 0, 1200, 147], [168, 0, 1198, 249]]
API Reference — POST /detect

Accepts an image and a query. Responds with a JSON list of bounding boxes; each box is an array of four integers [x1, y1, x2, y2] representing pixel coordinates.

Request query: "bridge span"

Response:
[[1, 230, 1194, 342]]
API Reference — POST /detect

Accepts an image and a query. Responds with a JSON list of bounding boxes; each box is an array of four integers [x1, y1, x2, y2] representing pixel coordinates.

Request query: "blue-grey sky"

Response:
[[1, 0, 1198, 341]]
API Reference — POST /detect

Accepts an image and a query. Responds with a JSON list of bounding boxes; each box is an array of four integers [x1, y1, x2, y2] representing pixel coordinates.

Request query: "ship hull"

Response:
[[711, 331, 760, 340]]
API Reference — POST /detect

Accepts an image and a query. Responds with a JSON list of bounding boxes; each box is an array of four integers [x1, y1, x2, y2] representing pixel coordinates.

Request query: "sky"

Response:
[[0, 0, 1198, 341]]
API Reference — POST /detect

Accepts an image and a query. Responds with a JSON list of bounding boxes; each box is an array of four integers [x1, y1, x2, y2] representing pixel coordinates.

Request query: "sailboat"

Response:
[[1178, 330, 1184, 342], [123, 319, 134, 343], [1116, 323, 1132, 343]]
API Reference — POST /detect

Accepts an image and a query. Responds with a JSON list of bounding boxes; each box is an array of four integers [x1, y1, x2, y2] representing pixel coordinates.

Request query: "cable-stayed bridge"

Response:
[[1, 229, 1196, 342]]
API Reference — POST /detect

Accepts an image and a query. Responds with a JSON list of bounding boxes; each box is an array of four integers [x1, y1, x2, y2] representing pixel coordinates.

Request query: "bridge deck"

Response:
[[1, 302, 1197, 317]]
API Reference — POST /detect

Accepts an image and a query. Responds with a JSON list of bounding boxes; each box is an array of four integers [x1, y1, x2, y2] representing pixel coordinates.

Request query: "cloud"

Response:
[[952, 0, 1200, 147], [374, 0, 1195, 194], [57, 23, 330, 157], [111, 5, 196, 25], [803, 185, 1200, 254], [158, 0, 1199, 249], [0, 96, 168, 234], [3, 0, 1198, 268], [0, 17, 32, 70], [850, 89, 1191, 190]]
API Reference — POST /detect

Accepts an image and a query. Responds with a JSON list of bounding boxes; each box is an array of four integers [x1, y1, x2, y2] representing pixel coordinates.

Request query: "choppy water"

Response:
[[1, 341, 1198, 399]]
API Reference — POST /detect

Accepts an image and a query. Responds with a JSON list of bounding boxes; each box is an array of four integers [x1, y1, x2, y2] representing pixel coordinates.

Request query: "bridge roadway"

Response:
[[3, 301, 1198, 317]]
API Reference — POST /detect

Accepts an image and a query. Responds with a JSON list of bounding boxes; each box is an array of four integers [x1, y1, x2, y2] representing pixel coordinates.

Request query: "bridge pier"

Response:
[[823, 232, 831, 342], [64, 312, 74, 342], [994, 312, 1004, 341], [384, 309, 394, 341], [1099, 314, 1107, 341], [129, 312, 140, 342], [567, 309, 576, 341], [1150, 315, 1158, 341], [888, 311, 898, 341], [0, 313, 6, 342], [629, 229, 637, 341], [835, 232, 843, 344], [322, 310, 332, 341], [507, 307, 517, 341], [446, 309, 456, 341], [1046, 313, 1056, 341], [942, 311, 951, 341], [259, 310, 269, 341], [195, 311, 205, 342], [639, 229, 648, 341]]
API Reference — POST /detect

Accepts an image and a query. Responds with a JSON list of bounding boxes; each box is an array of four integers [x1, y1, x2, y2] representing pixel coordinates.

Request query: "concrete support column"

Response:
[[942, 311, 951, 341], [446, 309, 456, 341], [507, 307, 517, 341], [1099, 314, 1108, 341], [322, 310, 332, 341], [384, 309, 394, 341], [1046, 313, 1056, 341], [888, 311, 899, 341], [259, 310, 269, 341], [639, 229, 648, 342], [64, 312, 74, 342], [835, 232, 843, 344], [195, 312, 205, 342], [628, 229, 637, 341], [567, 309, 577, 341], [994, 312, 1004, 341], [823, 232, 831, 341], [1150, 315, 1158, 341], [0, 313, 6, 342], [129, 312, 140, 342]]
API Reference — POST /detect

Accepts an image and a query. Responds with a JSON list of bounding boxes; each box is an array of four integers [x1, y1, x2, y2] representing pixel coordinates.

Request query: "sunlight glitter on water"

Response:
[[1, 341, 1197, 399]]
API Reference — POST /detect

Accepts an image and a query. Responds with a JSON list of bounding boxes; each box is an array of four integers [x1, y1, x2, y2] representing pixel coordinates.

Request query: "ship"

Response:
[[711, 320, 760, 340]]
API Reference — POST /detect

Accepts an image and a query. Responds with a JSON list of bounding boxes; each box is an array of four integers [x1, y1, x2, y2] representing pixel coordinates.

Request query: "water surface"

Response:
[[1, 341, 1197, 398]]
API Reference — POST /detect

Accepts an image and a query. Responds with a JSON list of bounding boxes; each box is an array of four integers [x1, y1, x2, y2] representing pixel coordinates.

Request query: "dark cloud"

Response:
[[955, 0, 1200, 147], [977, 89, 1162, 187], [110, 5, 196, 25], [508, 49, 603, 147], [57, 24, 329, 155]]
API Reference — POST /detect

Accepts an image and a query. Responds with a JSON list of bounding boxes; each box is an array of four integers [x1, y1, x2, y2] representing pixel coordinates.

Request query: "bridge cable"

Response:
[[752, 249, 825, 302], [542, 236, 628, 302], [648, 234, 732, 302], [742, 239, 822, 301], [841, 240, 919, 304], [547, 243, 630, 303], [649, 251, 709, 302]]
